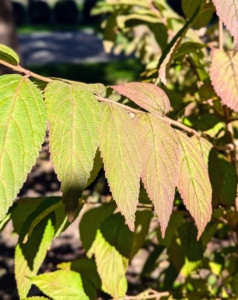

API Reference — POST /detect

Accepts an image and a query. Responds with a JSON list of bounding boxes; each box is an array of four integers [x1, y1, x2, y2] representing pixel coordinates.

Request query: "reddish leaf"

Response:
[[210, 49, 238, 112], [135, 113, 179, 236], [111, 82, 170, 115], [213, 0, 238, 45], [176, 131, 212, 239], [99, 103, 141, 231]]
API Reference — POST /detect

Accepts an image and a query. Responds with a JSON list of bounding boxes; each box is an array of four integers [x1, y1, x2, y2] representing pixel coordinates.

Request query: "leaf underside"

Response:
[[176, 131, 212, 239], [0, 44, 19, 65], [111, 82, 170, 115], [135, 113, 179, 237], [45, 80, 100, 221], [212, 0, 238, 46], [210, 49, 238, 112], [99, 102, 141, 231], [0, 74, 46, 220]]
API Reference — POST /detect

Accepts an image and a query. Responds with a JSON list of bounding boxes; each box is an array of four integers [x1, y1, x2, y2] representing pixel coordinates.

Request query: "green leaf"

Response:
[[182, 0, 214, 29], [11, 198, 46, 234], [0, 74, 46, 220], [26, 297, 49, 300], [51, 78, 106, 95], [174, 41, 205, 60], [111, 82, 170, 115], [80, 204, 116, 253], [218, 157, 237, 206], [85, 149, 102, 188], [117, 14, 160, 29], [212, 0, 238, 45], [88, 213, 133, 297], [15, 214, 55, 299], [130, 210, 153, 261], [0, 44, 19, 65], [210, 49, 238, 112], [176, 131, 212, 239], [70, 258, 101, 289], [158, 6, 200, 84], [135, 113, 179, 236], [157, 211, 184, 247], [99, 103, 141, 231], [45, 80, 100, 221], [29, 270, 95, 300], [150, 23, 168, 52], [20, 197, 62, 242], [103, 14, 117, 53]]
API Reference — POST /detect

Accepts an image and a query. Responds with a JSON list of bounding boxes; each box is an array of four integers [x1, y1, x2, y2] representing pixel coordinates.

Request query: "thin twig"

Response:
[[96, 95, 201, 137], [0, 59, 52, 83]]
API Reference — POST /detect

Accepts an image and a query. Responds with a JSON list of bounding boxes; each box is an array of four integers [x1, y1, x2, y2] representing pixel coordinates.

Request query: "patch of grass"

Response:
[[29, 59, 143, 85]]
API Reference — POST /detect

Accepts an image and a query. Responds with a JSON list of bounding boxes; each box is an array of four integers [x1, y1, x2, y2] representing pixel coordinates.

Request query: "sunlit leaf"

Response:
[[176, 131, 212, 239], [15, 214, 55, 299], [99, 103, 141, 230], [0, 44, 19, 65], [0, 74, 46, 220], [135, 113, 179, 236], [90, 214, 131, 298], [210, 49, 238, 112], [45, 80, 100, 221], [86, 149, 103, 188], [29, 270, 96, 300], [111, 82, 170, 115], [80, 204, 116, 253], [212, 0, 238, 45]]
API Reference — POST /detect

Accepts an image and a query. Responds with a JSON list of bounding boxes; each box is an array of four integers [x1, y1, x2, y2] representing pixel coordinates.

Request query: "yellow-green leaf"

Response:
[[90, 214, 131, 298], [176, 131, 212, 239], [210, 49, 238, 112], [99, 103, 141, 231], [111, 82, 170, 115], [29, 270, 95, 300], [0, 74, 46, 220], [15, 214, 55, 299], [45, 80, 100, 221], [135, 113, 179, 236], [0, 44, 19, 65]]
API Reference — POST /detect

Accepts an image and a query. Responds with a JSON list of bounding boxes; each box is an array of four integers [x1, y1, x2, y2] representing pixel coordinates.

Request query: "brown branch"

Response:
[[0, 59, 52, 83], [96, 95, 201, 137]]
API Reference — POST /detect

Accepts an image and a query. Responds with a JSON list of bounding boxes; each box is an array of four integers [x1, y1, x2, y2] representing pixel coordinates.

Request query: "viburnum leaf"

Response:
[[158, 6, 200, 84], [212, 0, 238, 45], [176, 131, 212, 239], [0, 74, 46, 220], [29, 270, 95, 300], [210, 49, 238, 112], [99, 103, 141, 231], [111, 82, 170, 115], [0, 44, 19, 65], [90, 213, 132, 298], [135, 113, 179, 236], [45, 81, 100, 221], [15, 214, 55, 299]]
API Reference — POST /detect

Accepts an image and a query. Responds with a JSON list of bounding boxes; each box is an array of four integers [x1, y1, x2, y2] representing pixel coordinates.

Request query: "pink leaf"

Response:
[[210, 49, 238, 112], [212, 0, 238, 45], [111, 82, 170, 115]]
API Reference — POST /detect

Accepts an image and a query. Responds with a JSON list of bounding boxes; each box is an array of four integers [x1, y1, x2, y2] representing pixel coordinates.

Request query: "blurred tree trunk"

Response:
[[0, 0, 19, 74]]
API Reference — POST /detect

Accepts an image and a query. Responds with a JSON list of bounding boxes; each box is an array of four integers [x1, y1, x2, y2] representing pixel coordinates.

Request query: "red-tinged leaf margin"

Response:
[[111, 82, 170, 115], [210, 49, 238, 112], [135, 113, 179, 237], [99, 102, 141, 231], [176, 131, 212, 239], [212, 0, 238, 46]]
